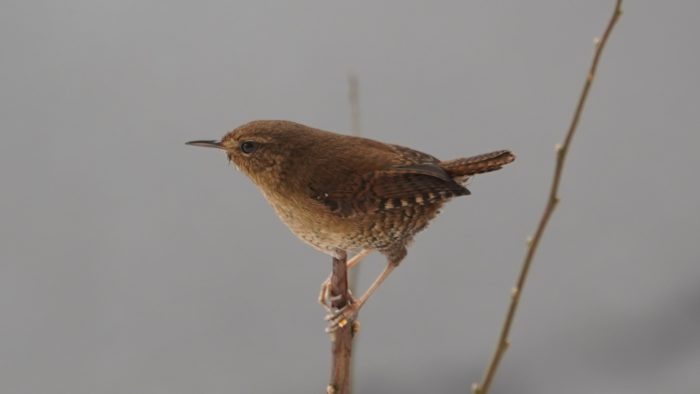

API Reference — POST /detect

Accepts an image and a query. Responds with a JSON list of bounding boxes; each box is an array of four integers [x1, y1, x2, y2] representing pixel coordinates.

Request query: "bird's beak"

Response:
[[185, 140, 224, 149]]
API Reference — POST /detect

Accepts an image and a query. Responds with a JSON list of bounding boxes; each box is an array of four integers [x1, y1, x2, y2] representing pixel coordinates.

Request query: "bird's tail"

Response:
[[441, 150, 515, 178]]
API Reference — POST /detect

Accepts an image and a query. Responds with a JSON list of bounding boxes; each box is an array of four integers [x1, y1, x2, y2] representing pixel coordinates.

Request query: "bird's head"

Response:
[[186, 120, 314, 188]]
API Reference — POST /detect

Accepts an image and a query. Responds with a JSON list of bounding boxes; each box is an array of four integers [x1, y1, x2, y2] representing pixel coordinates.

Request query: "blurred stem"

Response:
[[347, 74, 362, 299], [471, 1, 623, 393], [346, 73, 362, 391], [326, 74, 362, 394], [348, 74, 361, 137]]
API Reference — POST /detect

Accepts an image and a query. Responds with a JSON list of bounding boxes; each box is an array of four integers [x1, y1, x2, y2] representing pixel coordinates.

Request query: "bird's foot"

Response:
[[317, 277, 333, 312], [318, 277, 353, 310], [325, 299, 362, 333]]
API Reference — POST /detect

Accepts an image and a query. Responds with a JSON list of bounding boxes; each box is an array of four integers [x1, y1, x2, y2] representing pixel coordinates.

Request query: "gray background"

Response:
[[1, 1, 698, 393]]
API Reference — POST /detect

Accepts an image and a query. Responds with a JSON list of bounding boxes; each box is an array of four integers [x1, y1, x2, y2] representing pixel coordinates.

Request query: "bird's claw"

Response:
[[317, 277, 333, 312], [318, 277, 353, 311], [324, 301, 361, 333]]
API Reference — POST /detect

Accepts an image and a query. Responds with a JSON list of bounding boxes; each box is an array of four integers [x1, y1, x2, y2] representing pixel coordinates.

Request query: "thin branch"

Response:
[[327, 252, 355, 394], [326, 73, 363, 394], [348, 73, 362, 137], [347, 73, 363, 295], [346, 73, 362, 393], [472, 2, 623, 393]]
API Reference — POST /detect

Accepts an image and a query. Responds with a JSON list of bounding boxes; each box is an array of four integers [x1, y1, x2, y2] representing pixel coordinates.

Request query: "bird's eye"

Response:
[[240, 141, 257, 154]]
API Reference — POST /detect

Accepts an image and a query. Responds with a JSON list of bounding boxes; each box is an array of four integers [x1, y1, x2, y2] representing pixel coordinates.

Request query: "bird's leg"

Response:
[[348, 249, 372, 269], [326, 259, 397, 332], [318, 249, 371, 311]]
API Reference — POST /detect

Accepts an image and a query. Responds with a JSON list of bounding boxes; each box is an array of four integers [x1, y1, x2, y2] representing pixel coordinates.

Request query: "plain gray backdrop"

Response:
[[1, 1, 699, 393]]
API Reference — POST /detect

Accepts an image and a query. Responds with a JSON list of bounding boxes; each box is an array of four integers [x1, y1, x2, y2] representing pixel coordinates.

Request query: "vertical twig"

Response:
[[348, 73, 362, 137], [471, 2, 623, 393], [327, 252, 354, 394], [327, 73, 362, 394], [346, 73, 362, 392], [347, 73, 362, 294]]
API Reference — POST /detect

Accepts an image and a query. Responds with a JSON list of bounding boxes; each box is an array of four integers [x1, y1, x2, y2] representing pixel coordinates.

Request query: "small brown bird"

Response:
[[187, 120, 514, 330]]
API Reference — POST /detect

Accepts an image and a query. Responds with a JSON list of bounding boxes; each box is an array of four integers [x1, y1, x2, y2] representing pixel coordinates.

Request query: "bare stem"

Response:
[[348, 73, 361, 137], [327, 252, 355, 394], [471, 2, 623, 393], [347, 73, 363, 294], [346, 73, 362, 393]]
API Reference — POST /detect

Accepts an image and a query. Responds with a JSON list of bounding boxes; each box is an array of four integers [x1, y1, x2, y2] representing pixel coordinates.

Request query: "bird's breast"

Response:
[[259, 188, 355, 255], [257, 186, 445, 255]]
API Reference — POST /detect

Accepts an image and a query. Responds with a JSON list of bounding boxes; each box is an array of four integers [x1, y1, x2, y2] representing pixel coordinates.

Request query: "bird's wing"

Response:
[[310, 163, 470, 217]]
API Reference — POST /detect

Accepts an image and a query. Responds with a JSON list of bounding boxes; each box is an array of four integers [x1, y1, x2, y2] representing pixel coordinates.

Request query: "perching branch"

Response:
[[472, 2, 623, 393], [327, 252, 355, 394]]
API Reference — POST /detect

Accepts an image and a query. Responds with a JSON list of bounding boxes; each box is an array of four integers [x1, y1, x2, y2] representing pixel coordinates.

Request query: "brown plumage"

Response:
[[187, 120, 514, 329]]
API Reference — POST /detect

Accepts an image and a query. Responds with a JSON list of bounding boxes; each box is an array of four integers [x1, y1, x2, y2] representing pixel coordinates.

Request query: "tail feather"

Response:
[[440, 150, 515, 178]]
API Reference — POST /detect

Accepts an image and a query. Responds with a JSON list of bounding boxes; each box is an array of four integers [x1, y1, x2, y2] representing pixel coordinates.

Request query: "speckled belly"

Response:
[[265, 192, 444, 255]]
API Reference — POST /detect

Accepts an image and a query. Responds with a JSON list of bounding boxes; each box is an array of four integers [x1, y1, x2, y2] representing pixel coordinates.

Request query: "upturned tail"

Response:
[[440, 150, 515, 178]]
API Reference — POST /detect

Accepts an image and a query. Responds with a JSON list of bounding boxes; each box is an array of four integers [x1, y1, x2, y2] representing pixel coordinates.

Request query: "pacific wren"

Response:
[[187, 120, 514, 330]]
